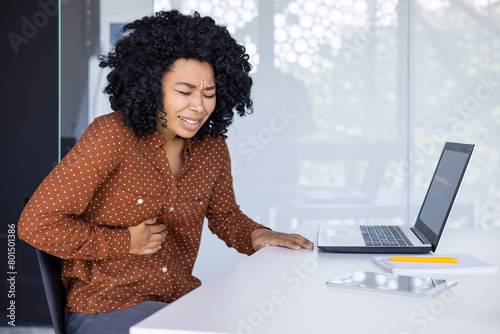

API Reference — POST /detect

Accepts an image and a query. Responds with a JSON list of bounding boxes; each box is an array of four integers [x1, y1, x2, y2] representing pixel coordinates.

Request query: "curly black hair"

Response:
[[98, 10, 253, 139]]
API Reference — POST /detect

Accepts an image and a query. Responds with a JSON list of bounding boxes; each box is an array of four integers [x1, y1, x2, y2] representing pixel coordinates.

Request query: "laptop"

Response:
[[317, 142, 474, 254]]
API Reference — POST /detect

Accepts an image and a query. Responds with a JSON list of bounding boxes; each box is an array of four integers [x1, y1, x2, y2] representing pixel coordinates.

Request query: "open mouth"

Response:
[[179, 116, 200, 125]]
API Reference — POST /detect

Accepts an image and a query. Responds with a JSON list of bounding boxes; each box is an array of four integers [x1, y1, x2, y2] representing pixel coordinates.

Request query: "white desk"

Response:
[[131, 226, 500, 334]]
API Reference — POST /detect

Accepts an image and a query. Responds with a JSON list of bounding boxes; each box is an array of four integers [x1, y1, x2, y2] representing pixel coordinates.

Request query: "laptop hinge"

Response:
[[411, 227, 432, 245]]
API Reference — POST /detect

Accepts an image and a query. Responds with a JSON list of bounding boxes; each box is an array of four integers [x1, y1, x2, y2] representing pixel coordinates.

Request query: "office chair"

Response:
[[36, 248, 67, 334], [23, 197, 66, 333]]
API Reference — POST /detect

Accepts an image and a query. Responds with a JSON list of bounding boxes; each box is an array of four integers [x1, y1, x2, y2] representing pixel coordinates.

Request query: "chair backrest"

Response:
[[36, 248, 67, 334]]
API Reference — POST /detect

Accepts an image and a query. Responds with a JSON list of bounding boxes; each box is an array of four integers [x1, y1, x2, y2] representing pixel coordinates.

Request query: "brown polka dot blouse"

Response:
[[18, 111, 265, 314]]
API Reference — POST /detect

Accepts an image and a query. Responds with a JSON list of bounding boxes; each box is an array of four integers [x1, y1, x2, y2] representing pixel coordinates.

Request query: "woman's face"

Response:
[[157, 58, 217, 140]]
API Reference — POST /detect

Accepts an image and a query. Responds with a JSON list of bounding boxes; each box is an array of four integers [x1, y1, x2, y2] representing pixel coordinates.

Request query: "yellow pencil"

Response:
[[388, 256, 458, 263]]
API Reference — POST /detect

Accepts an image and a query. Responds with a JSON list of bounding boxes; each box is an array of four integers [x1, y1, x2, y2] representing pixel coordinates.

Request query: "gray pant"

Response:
[[65, 301, 167, 334]]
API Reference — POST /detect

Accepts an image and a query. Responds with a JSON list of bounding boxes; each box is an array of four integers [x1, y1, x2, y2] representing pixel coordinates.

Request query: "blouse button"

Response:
[[137, 199, 144, 204], [199, 201, 203, 205], [162, 267, 167, 273], [169, 207, 174, 212]]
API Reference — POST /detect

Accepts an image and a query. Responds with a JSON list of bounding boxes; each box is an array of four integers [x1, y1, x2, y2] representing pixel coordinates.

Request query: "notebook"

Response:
[[317, 142, 474, 254], [372, 253, 498, 275]]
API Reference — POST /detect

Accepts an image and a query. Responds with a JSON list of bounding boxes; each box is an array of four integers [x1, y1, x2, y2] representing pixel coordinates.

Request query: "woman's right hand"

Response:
[[127, 218, 168, 255]]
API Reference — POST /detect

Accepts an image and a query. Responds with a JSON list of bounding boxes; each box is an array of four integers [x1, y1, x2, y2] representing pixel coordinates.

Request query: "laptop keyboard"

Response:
[[360, 225, 413, 247]]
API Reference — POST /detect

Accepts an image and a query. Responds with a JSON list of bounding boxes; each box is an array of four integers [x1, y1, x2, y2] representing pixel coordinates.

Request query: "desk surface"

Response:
[[131, 226, 500, 334]]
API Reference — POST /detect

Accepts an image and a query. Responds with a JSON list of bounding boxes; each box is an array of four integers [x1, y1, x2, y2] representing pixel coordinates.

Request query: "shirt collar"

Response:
[[146, 128, 193, 156], [146, 129, 166, 151]]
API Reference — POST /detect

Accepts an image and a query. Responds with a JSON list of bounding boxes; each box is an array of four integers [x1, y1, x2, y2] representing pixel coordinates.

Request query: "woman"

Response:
[[18, 10, 313, 334]]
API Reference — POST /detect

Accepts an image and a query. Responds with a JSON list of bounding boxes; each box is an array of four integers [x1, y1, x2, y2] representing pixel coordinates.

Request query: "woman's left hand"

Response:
[[251, 228, 314, 252]]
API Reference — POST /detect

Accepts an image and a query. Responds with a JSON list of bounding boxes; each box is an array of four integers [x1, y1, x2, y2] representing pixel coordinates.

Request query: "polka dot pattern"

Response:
[[18, 111, 266, 314]]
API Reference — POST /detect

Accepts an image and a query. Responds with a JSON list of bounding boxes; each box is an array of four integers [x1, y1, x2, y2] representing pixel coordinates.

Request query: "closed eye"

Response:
[[176, 90, 215, 99]]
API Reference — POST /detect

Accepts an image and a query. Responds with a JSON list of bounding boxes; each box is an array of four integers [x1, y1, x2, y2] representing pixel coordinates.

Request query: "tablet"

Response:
[[326, 271, 457, 298]]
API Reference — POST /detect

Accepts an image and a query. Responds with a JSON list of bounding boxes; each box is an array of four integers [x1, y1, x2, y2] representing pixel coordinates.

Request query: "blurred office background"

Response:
[[61, 0, 500, 283], [1, 0, 498, 330]]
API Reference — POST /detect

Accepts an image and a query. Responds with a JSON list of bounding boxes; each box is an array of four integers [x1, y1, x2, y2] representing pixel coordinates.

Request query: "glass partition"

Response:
[[60, 0, 154, 150]]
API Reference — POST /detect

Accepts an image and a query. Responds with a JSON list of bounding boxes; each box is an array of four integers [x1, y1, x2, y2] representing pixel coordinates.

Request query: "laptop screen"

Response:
[[415, 142, 474, 251]]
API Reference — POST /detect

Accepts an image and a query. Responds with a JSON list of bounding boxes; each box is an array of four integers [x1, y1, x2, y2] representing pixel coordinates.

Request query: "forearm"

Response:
[[207, 210, 268, 255]]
